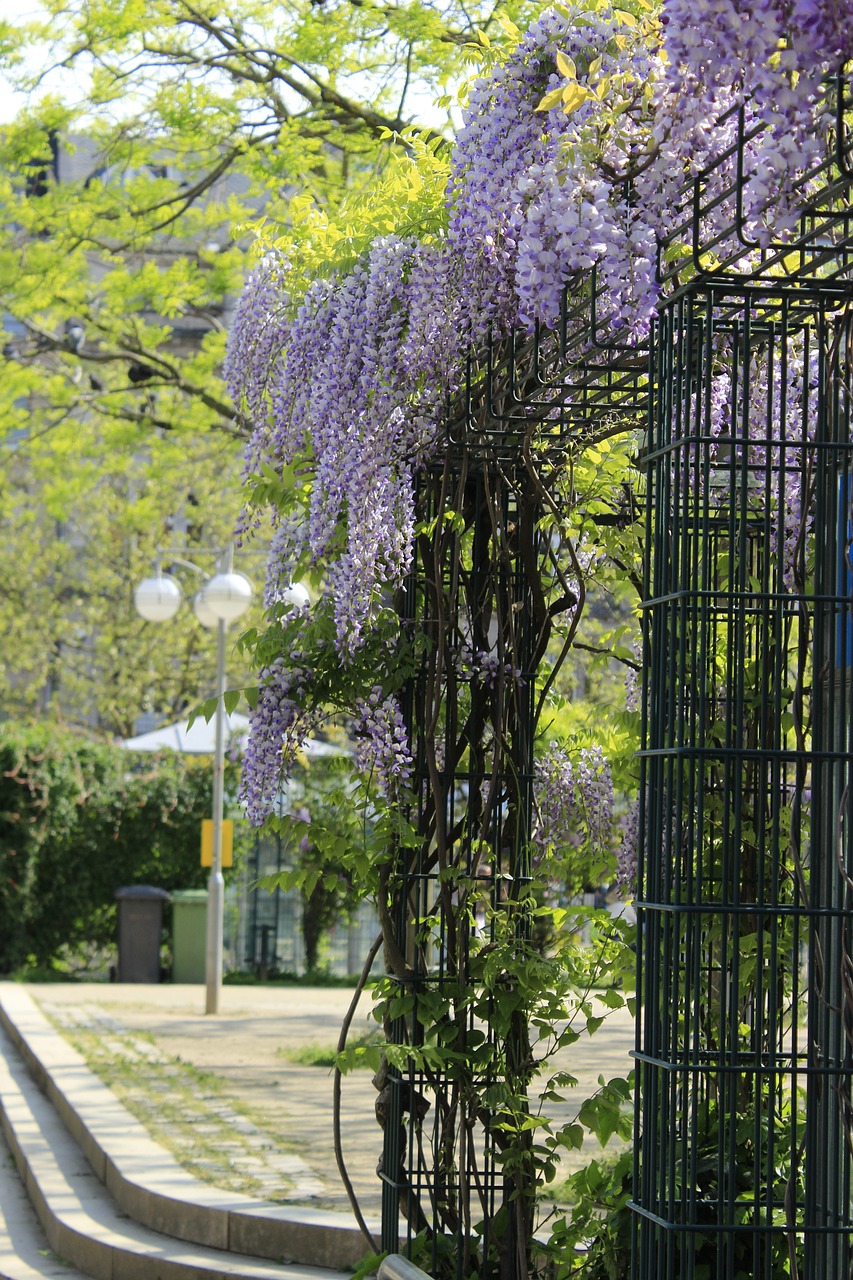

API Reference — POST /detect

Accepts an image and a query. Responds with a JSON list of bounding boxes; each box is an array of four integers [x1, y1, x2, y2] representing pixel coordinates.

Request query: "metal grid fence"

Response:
[[381, 62, 853, 1280], [635, 71, 853, 1280], [379, 458, 542, 1280], [445, 266, 649, 459]]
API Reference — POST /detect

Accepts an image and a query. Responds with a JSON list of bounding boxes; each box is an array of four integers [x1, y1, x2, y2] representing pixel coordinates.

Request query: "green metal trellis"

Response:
[[377, 268, 647, 1279], [378, 65, 853, 1280], [634, 73, 853, 1280]]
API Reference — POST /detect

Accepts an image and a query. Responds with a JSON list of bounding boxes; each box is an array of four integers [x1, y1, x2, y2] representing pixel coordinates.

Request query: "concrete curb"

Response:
[[0, 986, 374, 1273], [0, 1017, 351, 1280], [0, 1129, 89, 1280]]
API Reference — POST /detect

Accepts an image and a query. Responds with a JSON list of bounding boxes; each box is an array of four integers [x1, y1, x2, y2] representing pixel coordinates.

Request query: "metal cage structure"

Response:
[[377, 62, 853, 1280], [377, 273, 648, 1279], [634, 73, 853, 1279]]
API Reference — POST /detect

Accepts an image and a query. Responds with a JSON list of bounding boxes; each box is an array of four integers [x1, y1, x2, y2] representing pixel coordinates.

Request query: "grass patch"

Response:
[[279, 1026, 384, 1067], [224, 969, 362, 988], [8, 964, 86, 983], [282, 1043, 342, 1068], [38, 1008, 306, 1202]]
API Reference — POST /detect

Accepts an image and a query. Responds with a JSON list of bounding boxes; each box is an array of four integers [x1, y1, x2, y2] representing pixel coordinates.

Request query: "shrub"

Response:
[[0, 723, 213, 972]]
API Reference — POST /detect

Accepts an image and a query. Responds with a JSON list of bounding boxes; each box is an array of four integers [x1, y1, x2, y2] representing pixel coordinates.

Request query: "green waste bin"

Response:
[[171, 889, 208, 983]]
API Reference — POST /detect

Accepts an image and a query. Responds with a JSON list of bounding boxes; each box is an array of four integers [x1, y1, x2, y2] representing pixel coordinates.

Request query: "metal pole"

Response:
[[205, 616, 227, 1015]]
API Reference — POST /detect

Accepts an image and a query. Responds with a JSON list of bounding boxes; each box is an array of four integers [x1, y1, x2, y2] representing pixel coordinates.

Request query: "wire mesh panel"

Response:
[[633, 66, 853, 1280], [446, 269, 649, 460], [658, 75, 853, 292], [377, 456, 545, 1280], [636, 286, 853, 1277], [376, 265, 646, 1275]]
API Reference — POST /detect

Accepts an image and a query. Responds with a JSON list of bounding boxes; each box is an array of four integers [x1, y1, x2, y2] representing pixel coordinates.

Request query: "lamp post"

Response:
[[134, 546, 252, 1015]]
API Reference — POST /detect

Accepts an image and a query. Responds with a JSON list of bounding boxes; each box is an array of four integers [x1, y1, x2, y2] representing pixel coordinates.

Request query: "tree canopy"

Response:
[[0, 0, 538, 453], [0, 0, 539, 731]]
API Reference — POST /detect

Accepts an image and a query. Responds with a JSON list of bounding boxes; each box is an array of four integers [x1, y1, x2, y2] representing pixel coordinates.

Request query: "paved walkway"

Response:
[[21, 982, 635, 1219]]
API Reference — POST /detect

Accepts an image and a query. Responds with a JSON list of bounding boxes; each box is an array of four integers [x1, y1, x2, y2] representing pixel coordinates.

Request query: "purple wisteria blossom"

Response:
[[231, 236, 459, 661], [353, 688, 413, 800], [614, 799, 640, 898], [532, 744, 616, 865], [224, 254, 290, 441], [790, 0, 853, 64], [660, 0, 850, 243], [240, 660, 318, 826], [227, 1, 850, 826], [448, 4, 668, 340]]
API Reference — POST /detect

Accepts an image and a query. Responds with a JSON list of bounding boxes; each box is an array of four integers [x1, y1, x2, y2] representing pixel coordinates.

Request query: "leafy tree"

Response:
[[0, 0, 537, 731], [2, 431, 262, 734]]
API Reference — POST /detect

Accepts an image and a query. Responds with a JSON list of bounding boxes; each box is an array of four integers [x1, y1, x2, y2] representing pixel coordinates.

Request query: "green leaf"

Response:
[[563, 1124, 584, 1150], [199, 697, 219, 724], [578, 1096, 621, 1147], [561, 83, 589, 114], [600, 987, 624, 1009], [536, 86, 565, 112]]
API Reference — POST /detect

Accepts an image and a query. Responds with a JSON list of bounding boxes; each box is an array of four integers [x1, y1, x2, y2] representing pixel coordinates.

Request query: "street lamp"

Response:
[[134, 547, 253, 1015], [274, 581, 310, 610], [133, 571, 182, 622]]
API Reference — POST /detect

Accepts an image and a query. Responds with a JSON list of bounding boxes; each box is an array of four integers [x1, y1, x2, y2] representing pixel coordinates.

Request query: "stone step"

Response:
[[0, 986, 371, 1273], [0, 1126, 89, 1280], [0, 1016, 351, 1280]]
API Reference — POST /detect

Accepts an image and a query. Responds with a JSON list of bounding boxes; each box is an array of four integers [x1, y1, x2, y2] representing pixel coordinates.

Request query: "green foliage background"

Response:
[[0, 724, 213, 972], [0, 0, 532, 734]]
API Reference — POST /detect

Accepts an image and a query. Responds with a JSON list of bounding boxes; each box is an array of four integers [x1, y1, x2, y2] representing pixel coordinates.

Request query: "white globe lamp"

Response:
[[202, 571, 253, 623], [134, 574, 182, 622], [132, 546, 252, 1019], [277, 582, 310, 609], [192, 590, 220, 630]]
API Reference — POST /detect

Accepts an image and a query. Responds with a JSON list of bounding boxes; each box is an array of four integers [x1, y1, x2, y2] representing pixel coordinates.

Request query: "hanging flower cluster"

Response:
[[239, 658, 319, 824], [448, 4, 675, 339], [230, 237, 460, 660], [223, 257, 290, 438], [228, 0, 850, 822], [660, 0, 852, 242], [662, 0, 852, 91], [532, 744, 617, 869], [353, 688, 414, 800], [614, 798, 640, 897]]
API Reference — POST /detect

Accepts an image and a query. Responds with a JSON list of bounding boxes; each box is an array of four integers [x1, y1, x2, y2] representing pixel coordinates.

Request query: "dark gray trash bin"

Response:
[[115, 886, 170, 982]]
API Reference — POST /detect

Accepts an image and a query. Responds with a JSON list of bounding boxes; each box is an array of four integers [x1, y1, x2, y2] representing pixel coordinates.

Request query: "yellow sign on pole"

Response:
[[201, 819, 233, 868]]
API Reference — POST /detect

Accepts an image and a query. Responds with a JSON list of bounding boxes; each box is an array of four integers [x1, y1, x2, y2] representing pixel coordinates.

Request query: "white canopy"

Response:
[[121, 713, 250, 755], [122, 714, 346, 760]]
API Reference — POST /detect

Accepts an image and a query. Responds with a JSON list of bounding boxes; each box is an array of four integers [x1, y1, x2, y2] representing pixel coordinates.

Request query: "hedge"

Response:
[[0, 723, 213, 972]]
